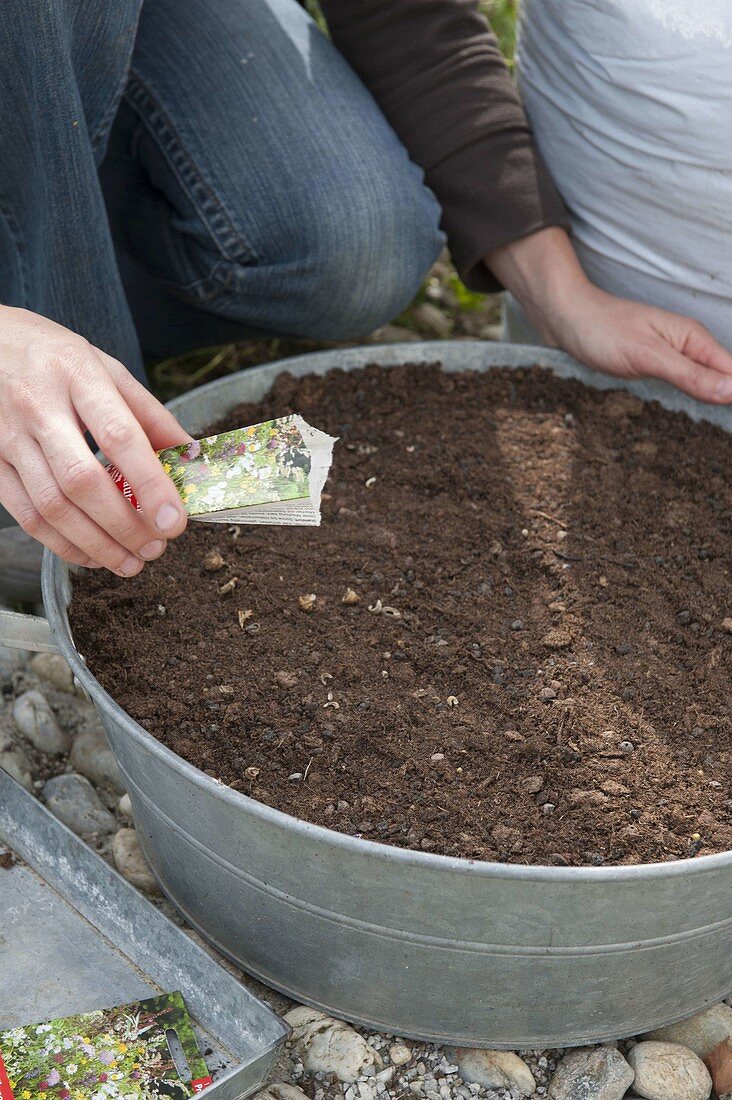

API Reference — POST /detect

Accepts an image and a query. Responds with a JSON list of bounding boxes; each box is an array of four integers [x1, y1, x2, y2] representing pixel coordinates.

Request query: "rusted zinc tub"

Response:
[[35, 343, 732, 1047]]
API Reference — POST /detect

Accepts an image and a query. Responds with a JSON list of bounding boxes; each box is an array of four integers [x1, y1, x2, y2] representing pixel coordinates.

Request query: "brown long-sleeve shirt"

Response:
[[319, 0, 568, 291]]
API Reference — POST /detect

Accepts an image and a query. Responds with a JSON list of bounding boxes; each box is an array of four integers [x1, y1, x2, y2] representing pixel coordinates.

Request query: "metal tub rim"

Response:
[[44, 339, 732, 885]]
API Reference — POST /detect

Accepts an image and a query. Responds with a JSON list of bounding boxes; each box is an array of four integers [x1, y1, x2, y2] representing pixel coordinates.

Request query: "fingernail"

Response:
[[156, 502, 183, 533], [140, 539, 165, 560], [119, 556, 143, 576], [86, 560, 102, 569], [716, 377, 732, 400]]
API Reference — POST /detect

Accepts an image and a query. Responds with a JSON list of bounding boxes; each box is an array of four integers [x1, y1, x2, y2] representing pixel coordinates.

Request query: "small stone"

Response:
[[706, 1036, 732, 1096], [510, 619, 525, 632], [275, 670, 299, 690], [118, 793, 133, 818], [542, 803, 556, 815], [368, 324, 422, 344], [722, 617, 732, 634], [644, 1003, 732, 1057], [13, 690, 69, 754], [620, 741, 635, 754], [255, 1084, 310, 1100], [30, 652, 75, 693], [539, 687, 557, 701], [454, 1048, 536, 1096], [521, 776, 544, 794], [626, 1041, 711, 1100], [413, 302, 452, 338], [548, 1046, 634, 1100], [389, 1044, 413, 1066], [43, 774, 116, 835], [70, 725, 125, 794], [542, 629, 572, 649], [112, 828, 161, 895], [284, 1006, 382, 1081], [0, 748, 34, 792], [677, 610, 693, 626]]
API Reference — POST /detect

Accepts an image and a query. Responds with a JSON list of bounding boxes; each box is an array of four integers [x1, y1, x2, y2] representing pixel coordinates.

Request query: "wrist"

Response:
[[485, 227, 593, 345]]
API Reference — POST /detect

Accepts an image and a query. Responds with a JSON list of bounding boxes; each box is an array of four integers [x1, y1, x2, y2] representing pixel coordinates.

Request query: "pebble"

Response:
[[118, 792, 133, 818], [30, 652, 75, 693], [13, 690, 69, 754], [626, 1041, 711, 1100], [413, 302, 452, 338], [548, 1045, 634, 1100], [542, 629, 572, 650], [454, 1048, 536, 1096], [255, 1084, 310, 1100], [0, 747, 34, 792], [389, 1045, 413, 1066], [70, 724, 125, 793], [284, 1007, 383, 1081], [722, 617, 732, 634], [539, 687, 557, 702], [705, 1036, 732, 1096], [643, 1002, 732, 1057], [43, 773, 117, 836], [112, 828, 161, 895]]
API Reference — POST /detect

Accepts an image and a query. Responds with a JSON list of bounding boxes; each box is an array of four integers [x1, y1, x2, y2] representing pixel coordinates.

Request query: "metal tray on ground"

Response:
[[0, 767, 289, 1100]]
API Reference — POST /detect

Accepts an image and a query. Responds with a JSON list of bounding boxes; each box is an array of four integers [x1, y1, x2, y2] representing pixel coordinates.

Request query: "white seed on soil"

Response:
[[13, 690, 69, 754], [284, 1007, 382, 1082], [626, 1041, 711, 1100]]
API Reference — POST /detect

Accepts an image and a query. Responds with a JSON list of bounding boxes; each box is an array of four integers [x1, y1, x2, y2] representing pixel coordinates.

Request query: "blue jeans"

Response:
[[0, 0, 444, 383]]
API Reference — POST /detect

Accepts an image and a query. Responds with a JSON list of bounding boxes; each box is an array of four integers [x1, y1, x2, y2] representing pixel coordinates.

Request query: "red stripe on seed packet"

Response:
[[106, 464, 141, 512], [0, 1051, 15, 1100], [191, 1077, 213, 1093]]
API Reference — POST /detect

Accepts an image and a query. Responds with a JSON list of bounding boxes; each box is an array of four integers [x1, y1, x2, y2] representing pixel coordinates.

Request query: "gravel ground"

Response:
[[2, 588, 732, 1100]]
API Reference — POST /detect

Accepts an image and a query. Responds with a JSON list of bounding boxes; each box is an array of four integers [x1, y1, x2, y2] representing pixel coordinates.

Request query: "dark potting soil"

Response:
[[0, 850, 17, 870], [70, 364, 732, 866]]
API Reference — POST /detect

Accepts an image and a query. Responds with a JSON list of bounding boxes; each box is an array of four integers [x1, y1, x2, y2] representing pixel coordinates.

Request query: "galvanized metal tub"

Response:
[[42, 342, 732, 1048]]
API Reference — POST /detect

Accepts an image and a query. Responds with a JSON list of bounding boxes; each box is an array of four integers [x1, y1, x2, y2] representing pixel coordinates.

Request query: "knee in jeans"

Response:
[[293, 174, 444, 340]]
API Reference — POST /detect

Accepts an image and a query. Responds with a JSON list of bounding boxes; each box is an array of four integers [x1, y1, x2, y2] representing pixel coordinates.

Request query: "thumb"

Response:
[[679, 320, 732, 378]]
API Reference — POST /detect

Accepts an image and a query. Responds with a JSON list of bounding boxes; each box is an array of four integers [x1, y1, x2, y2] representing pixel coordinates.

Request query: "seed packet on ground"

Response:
[[107, 415, 336, 526], [0, 992, 211, 1099]]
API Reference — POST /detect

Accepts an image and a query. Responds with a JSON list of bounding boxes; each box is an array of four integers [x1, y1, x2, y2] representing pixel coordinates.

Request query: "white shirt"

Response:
[[516, 0, 732, 348]]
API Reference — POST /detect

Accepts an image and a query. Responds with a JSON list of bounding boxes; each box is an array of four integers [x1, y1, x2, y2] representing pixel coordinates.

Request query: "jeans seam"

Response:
[[88, 8, 144, 155], [124, 71, 260, 266]]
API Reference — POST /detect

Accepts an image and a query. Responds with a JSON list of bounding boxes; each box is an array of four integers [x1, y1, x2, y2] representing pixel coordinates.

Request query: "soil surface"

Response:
[[71, 364, 732, 866], [0, 850, 17, 870]]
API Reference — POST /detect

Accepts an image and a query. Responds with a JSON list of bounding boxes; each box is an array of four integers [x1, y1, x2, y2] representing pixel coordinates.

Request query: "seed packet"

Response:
[[0, 992, 212, 1099], [107, 415, 336, 525]]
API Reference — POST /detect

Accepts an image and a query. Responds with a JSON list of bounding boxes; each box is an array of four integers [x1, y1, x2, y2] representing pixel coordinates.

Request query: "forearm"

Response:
[[485, 227, 594, 344], [320, 0, 568, 290]]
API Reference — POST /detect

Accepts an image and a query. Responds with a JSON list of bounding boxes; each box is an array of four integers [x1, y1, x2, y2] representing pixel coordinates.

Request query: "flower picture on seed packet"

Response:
[[0, 992, 211, 1100], [106, 414, 336, 526], [158, 417, 311, 517]]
